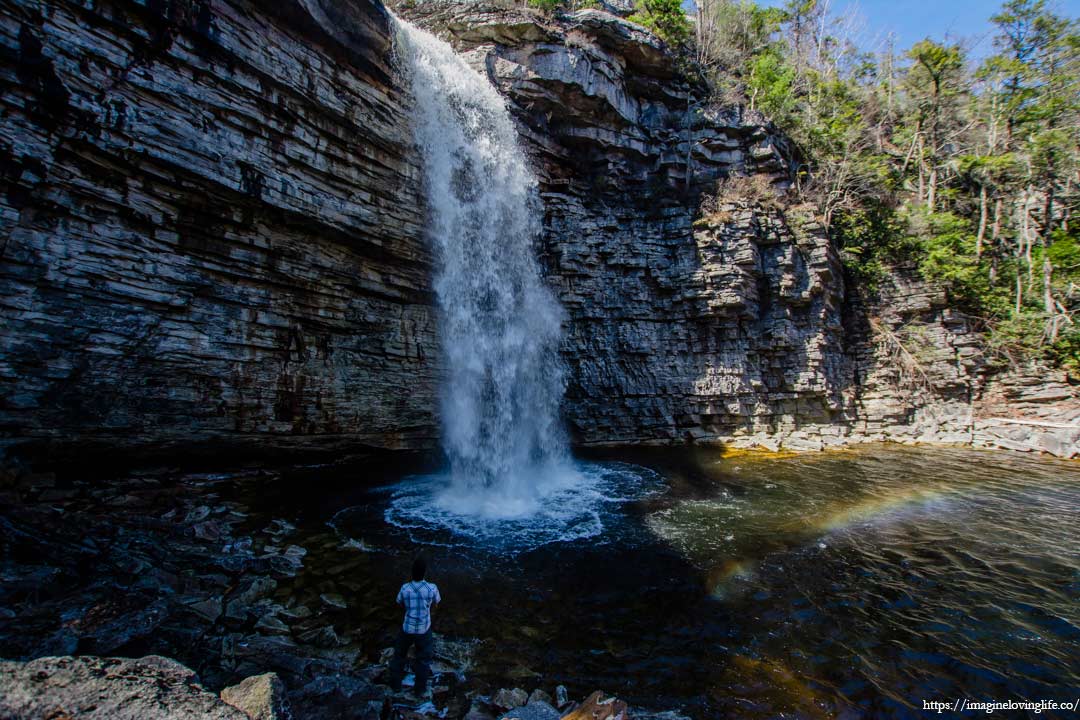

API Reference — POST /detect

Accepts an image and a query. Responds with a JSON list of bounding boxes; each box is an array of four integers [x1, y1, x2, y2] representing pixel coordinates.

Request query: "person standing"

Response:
[[388, 555, 441, 698]]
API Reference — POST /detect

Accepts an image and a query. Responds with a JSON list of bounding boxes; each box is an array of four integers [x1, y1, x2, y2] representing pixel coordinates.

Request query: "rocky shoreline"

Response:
[[0, 459, 675, 720], [0, 652, 636, 720]]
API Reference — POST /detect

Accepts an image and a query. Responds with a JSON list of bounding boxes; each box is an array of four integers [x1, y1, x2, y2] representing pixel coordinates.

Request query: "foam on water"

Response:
[[393, 15, 570, 498], [384, 462, 665, 552]]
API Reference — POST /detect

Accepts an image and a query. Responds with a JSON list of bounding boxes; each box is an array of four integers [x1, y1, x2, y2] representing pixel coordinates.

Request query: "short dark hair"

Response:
[[411, 555, 427, 581]]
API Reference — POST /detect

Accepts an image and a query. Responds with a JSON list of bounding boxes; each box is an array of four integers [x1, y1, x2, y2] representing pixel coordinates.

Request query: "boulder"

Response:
[[528, 689, 555, 706], [74, 598, 171, 654], [320, 593, 348, 610], [220, 672, 292, 720], [498, 699, 560, 720], [561, 691, 629, 720], [492, 687, 529, 710], [0, 655, 248, 719], [255, 613, 291, 636], [187, 597, 224, 623], [464, 702, 498, 720]]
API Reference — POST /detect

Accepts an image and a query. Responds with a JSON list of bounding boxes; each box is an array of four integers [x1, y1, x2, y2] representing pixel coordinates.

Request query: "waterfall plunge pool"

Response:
[[253, 443, 1079, 718], [300, 21, 1080, 715]]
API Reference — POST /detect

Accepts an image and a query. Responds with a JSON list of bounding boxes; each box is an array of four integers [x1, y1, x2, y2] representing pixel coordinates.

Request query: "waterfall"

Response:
[[393, 17, 572, 518], [380, 17, 660, 549]]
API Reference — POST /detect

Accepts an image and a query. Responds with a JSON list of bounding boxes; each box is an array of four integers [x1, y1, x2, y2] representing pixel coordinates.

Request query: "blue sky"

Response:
[[747, 0, 1080, 58]]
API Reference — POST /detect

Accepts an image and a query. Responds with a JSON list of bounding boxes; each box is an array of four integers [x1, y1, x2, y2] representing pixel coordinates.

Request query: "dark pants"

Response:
[[388, 628, 433, 692]]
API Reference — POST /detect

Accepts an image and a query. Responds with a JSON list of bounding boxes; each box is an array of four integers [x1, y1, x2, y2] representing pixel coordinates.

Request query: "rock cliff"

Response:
[[393, 0, 1078, 458], [0, 0, 439, 461], [390, 1, 837, 444], [1, 0, 1076, 462]]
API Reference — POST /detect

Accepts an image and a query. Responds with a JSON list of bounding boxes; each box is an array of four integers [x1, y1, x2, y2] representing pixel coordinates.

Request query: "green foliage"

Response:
[[527, 0, 566, 12], [746, 49, 797, 125], [914, 211, 1001, 311], [987, 312, 1080, 373], [831, 204, 909, 292], [1048, 325, 1080, 374], [688, 0, 1080, 372], [906, 40, 964, 96], [628, 0, 691, 47], [1047, 230, 1080, 273]]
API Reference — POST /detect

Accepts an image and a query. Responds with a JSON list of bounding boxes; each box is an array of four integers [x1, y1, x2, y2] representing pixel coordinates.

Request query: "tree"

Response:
[[689, 0, 1079, 372], [628, 0, 691, 47], [903, 40, 966, 211]]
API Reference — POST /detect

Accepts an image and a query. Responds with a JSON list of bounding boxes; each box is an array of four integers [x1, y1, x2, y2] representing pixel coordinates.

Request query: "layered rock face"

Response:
[[1, 0, 1075, 460], [394, 0, 1078, 457], [845, 267, 1080, 457], [0, 0, 439, 458], [392, 1, 846, 447]]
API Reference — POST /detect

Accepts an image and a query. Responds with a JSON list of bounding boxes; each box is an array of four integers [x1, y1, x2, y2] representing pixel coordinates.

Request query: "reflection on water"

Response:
[[308, 445, 1080, 718], [635, 445, 1080, 716]]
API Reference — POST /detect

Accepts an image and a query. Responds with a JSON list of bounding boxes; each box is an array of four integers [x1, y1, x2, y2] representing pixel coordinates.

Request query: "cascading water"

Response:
[[397, 17, 570, 509], [381, 17, 661, 549]]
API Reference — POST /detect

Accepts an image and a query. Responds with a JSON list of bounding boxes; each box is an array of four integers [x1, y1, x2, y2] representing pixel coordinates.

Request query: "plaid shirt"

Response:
[[397, 580, 441, 634]]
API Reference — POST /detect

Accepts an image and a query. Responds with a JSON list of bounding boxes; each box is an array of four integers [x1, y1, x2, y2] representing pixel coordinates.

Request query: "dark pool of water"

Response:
[[247, 444, 1080, 718]]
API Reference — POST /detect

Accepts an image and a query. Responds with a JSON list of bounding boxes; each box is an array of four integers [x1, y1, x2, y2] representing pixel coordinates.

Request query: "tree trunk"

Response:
[[989, 197, 1002, 285], [1023, 190, 1035, 292], [928, 166, 937, 212], [1042, 255, 1054, 316], [975, 184, 988, 259], [1015, 259, 1023, 316], [917, 133, 925, 205]]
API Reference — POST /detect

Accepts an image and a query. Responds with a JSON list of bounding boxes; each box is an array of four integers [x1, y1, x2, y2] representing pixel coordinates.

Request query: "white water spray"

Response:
[[393, 17, 574, 519]]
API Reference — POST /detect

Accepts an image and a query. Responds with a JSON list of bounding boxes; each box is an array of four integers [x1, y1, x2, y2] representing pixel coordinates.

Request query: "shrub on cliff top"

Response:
[[627, 0, 690, 47], [526, 0, 565, 13], [527, 0, 558, 10]]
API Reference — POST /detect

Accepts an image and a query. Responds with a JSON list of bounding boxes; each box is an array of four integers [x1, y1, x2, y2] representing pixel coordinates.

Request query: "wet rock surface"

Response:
[[0, 463, 394, 716], [0, 652, 612, 720]]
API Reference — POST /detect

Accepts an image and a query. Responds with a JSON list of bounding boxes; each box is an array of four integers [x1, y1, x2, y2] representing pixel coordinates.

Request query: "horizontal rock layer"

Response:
[[0, 0, 439, 458]]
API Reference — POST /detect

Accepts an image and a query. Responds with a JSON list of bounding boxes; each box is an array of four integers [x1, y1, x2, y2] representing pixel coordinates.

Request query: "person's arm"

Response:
[[433, 585, 441, 606], [396, 585, 404, 605]]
